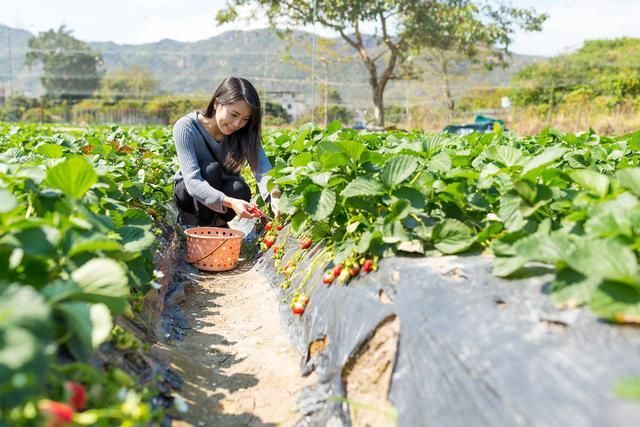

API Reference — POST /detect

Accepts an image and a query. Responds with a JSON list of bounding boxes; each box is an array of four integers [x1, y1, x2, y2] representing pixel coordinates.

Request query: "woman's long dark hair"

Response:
[[203, 76, 262, 174]]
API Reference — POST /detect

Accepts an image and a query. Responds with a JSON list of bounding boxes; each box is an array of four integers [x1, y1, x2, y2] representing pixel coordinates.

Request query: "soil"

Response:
[[151, 257, 316, 427], [343, 316, 400, 427]]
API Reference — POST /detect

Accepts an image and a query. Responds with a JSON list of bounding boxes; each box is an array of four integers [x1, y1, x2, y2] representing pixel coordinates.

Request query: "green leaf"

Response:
[[342, 177, 386, 198], [522, 146, 568, 176], [278, 192, 297, 216], [311, 171, 333, 187], [36, 143, 64, 159], [291, 152, 313, 167], [46, 157, 98, 199], [336, 140, 365, 162], [90, 303, 113, 347], [118, 226, 155, 254], [616, 168, 640, 196], [493, 256, 526, 277], [485, 145, 525, 168], [320, 152, 351, 169], [549, 268, 600, 308], [432, 219, 476, 254], [326, 120, 343, 134], [590, 281, 640, 323], [499, 194, 527, 232], [71, 258, 129, 313], [0, 189, 18, 213], [569, 169, 610, 197], [427, 152, 452, 173], [67, 232, 123, 257], [393, 187, 425, 209], [57, 301, 93, 360], [566, 239, 638, 285], [381, 155, 419, 187], [0, 327, 38, 370], [304, 188, 336, 221]]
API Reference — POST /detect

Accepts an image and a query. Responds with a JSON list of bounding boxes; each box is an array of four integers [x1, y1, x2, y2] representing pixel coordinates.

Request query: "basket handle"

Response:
[[189, 238, 229, 264]]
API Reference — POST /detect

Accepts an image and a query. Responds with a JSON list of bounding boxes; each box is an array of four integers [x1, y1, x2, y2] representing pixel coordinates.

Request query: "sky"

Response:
[[2, 0, 640, 57]]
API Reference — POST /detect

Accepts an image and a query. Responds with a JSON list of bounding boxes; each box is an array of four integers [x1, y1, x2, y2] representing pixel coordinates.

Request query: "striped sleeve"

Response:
[[173, 118, 227, 213]]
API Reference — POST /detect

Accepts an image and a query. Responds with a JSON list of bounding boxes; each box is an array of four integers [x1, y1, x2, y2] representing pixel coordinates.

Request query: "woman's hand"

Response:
[[270, 189, 281, 217], [224, 197, 260, 219]]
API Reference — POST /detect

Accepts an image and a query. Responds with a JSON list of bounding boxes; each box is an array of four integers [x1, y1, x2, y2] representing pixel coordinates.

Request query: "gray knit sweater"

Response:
[[173, 111, 272, 213]]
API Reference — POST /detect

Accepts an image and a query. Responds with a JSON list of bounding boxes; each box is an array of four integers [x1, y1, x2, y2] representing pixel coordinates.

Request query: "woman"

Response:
[[172, 76, 280, 227]]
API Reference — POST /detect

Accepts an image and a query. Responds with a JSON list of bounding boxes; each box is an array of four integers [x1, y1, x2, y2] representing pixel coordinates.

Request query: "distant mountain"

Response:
[[0, 23, 544, 108]]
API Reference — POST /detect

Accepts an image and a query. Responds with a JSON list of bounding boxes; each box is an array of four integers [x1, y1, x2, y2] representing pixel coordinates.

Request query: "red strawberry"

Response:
[[263, 236, 275, 249], [362, 259, 373, 273], [38, 400, 74, 427], [291, 301, 305, 315], [272, 245, 279, 253], [65, 381, 87, 410], [350, 266, 360, 276], [333, 264, 343, 276], [322, 271, 335, 285], [276, 224, 284, 231], [265, 223, 272, 231], [300, 238, 313, 250]]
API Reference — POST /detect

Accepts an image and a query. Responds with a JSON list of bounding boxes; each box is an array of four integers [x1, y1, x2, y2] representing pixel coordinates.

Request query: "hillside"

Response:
[[0, 23, 543, 108]]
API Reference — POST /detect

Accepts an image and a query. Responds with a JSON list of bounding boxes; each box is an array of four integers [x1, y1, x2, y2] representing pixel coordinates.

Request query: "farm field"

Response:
[[1, 122, 640, 425]]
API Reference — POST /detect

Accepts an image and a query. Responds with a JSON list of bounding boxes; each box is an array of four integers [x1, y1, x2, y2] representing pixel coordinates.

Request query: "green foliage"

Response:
[[97, 66, 159, 102], [512, 38, 640, 108], [217, 0, 546, 126], [144, 95, 208, 124], [25, 26, 103, 104], [0, 123, 176, 422], [263, 123, 640, 324], [265, 101, 290, 123]]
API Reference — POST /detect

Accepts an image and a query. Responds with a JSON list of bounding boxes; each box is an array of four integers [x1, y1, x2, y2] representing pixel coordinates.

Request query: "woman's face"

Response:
[[214, 99, 252, 135]]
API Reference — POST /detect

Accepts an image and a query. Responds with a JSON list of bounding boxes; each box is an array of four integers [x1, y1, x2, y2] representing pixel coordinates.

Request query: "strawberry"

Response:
[[300, 238, 313, 249], [291, 301, 305, 315], [299, 295, 310, 305], [284, 264, 294, 276], [263, 236, 275, 249], [265, 223, 272, 231], [322, 271, 335, 285], [333, 264, 343, 276], [272, 245, 279, 253], [276, 224, 284, 231], [65, 381, 87, 410], [38, 400, 74, 427], [350, 265, 360, 276], [362, 259, 373, 273], [338, 269, 351, 283]]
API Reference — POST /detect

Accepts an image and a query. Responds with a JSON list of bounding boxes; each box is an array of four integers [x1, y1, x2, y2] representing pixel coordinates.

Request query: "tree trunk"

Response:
[[441, 57, 455, 118], [373, 86, 385, 127]]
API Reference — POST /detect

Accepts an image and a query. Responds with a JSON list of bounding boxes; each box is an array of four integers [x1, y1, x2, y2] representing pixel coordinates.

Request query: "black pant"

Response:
[[173, 161, 251, 226]]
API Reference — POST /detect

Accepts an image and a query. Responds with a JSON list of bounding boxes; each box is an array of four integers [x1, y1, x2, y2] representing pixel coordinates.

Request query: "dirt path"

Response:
[[151, 260, 315, 426]]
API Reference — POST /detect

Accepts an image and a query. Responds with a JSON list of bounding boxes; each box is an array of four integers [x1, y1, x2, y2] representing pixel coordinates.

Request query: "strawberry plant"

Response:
[[262, 122, 640, 323]]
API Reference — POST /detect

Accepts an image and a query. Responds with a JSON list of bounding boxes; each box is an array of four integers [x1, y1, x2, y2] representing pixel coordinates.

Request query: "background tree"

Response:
[[217, 0, 547, 126], [97, 66, 159, 102], [283, 36, 352, 125], [25, 26, 102, 104]]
